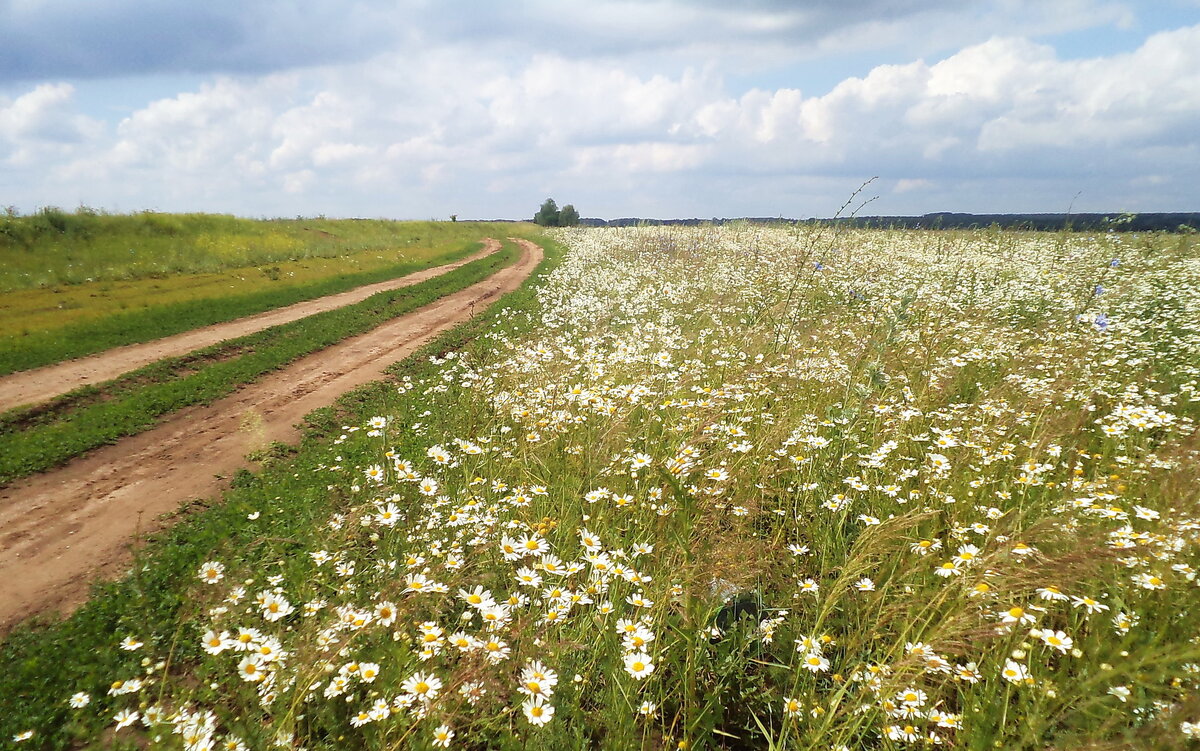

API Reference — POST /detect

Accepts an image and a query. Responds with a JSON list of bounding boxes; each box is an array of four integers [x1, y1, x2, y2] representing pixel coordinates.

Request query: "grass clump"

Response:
[[3, 226, 1200, 750]]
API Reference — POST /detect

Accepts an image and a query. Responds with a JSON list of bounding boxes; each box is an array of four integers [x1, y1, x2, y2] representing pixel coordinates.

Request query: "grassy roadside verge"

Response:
[[0, 240, 522, 487], [0, 234, 562, 750], [0, 239, 491, 377], [0, 213, 499, 291]]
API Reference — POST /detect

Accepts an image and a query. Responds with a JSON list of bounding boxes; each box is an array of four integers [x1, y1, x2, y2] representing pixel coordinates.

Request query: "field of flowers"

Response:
[[9, 224, 1200, 749]]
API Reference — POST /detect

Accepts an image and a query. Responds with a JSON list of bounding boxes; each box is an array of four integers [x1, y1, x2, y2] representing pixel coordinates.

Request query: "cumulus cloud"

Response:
[[0, 0, 399, 81], [674, 26, 1200, 187], [0, 83, 104, 168], [0, 9, 1197, 217], [0, 0, 1133, 83]]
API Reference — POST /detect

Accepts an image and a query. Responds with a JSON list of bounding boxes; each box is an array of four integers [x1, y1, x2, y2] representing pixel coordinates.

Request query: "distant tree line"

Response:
[[575, 212, 1200, 233], [829, 212, 1200, 233], [534, 199, 580, 227]]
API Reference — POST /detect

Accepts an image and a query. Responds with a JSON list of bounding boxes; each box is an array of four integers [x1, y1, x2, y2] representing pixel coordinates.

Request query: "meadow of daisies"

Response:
[[7, 224, 1200, 749]]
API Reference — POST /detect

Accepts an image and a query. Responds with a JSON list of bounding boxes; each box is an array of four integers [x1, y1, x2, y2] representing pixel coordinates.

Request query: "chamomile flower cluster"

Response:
[[67, 226, 1200, 748]]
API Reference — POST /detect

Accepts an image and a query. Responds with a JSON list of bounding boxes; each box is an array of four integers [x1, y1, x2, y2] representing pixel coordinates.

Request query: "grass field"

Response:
[[0, 210, 495, 291], [0, 212, 530, 375], [3, 225, 1200, 750]]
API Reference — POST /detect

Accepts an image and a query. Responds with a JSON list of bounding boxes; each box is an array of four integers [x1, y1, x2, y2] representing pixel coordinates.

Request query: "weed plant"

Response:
[[3, 227, 1200, 750]]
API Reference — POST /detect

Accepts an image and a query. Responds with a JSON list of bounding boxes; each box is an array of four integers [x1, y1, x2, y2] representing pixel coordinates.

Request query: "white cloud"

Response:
[[676, 25, 1200, 186], [571, 142, 708, 174], [0, 83, 104, 168], [894, 178, 932, 193], [1, 15, 1198, 217]]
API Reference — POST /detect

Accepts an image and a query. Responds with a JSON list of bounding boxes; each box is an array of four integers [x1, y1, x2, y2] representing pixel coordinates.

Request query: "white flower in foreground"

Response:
[[114, 709, 139, 730], [260, 592, 294, 622], [522, 696, 555, 726], [1001, 660, 1030, 684], [1039, 630, 1073, 654], [432, 724, 455, 747], [783, 697, 803, 717], [401, 671, 443, 703], [801, 653, 830, 673], [237, 656, 268, 682], [198, 561, 225, 584], [623, 651, 655, 680]]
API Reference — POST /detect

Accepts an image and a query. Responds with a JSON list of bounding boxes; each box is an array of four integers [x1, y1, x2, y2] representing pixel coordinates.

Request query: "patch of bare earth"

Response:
[[0, 238, 542, 635], [0, 240, 500, 412]]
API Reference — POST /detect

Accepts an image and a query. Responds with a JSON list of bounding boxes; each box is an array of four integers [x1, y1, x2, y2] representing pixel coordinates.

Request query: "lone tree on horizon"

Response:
[[534, 198, 579, 227]]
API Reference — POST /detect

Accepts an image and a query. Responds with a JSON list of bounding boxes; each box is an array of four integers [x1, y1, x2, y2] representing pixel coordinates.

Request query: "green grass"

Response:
[[0, 210, 491, 291], [0, 241, 523, 487], [0, 218, 534, 376], [0, 234, 563, 751]]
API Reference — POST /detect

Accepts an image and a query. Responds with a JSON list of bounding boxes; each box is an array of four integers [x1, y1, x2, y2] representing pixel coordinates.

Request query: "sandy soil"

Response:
[[0, 238, 542, 635], [0, 240, 500, 412]]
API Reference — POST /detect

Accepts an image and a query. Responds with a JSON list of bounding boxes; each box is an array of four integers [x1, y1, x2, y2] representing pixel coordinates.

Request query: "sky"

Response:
[[1, 0, 1198, 220]]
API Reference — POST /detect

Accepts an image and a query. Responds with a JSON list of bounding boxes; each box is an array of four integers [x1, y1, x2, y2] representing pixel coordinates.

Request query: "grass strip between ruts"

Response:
[[0, 241, 520, 487], [0, 240, 488, 377], [0, 235, 562, 750]]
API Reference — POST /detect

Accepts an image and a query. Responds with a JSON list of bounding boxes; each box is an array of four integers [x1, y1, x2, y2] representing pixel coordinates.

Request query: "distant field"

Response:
[[0, 210, 494, 291], [0, 211, 534, 374]]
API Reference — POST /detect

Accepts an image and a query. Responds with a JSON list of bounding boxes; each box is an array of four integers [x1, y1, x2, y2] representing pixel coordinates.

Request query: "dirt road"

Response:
[[0, 238, 542, 635], [0, 240, 500, 412]]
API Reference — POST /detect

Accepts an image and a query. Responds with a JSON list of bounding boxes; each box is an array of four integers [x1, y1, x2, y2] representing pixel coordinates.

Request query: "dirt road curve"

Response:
[[0, 238, 542, 635], [0, 240, 500, 412]]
